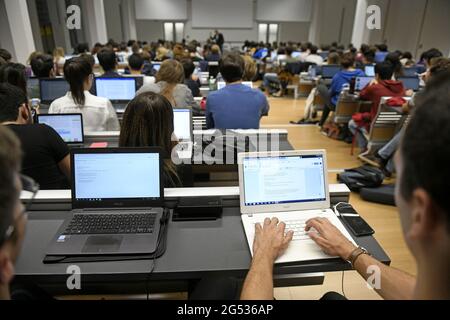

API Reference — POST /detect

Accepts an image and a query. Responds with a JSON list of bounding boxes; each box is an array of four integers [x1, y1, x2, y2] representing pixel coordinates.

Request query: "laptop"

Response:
[[402, 67, 418, 78], [217, 81, 253, 90], [355, 76, 374, 92], [173, 108, 193, 160], [95, 77, 137, 111], [39, 78, 70, 105], [36, 114, 84, 148], [46, 148, 164, 256], [319, 51, 329, 60], [364, 65, 375, 77], [398, 77, 420, 91], [238, 150, 356, 264], [321, 65, 341, 79]]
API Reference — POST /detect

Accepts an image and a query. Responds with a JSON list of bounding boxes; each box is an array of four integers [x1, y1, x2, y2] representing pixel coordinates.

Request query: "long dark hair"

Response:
[[63, 57, 92, 106], [119, 92, 180, 186]]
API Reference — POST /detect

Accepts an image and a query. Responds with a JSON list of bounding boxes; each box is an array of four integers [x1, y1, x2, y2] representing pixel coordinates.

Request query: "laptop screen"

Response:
[[27, 77, 40, 99], [355, 76, 374, 91], [398, 77, 420, 91], [242, 154, 327, 207], [39, 79, 70, 103], [73, 152, 161, 204], [321, 65, 341, 78], [37, 114, 84, 144], [364, 65, 375, 77], [173, 109, 192, 141], [217, 82, 253, 90], [402, 67, 418, 77], [95, 78, 136, 101]]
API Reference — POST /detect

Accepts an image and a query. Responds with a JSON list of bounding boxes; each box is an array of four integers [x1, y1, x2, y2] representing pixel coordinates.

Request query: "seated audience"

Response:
[[49, 57, 120, 132], [126, 53, 155, 86], [0, 49, 12, 63], [241, 71, 450, 300], [181, 59, 201, 97], [0, 83, 70, 189], [263, 47, 297, 95], [30, 54, 55, 78], [97, 48, 121, 77], [348, 61, 405, 150], [374, 44, 389, 63], [119, 92, 193, 188], [318, 53, 365, 127], [53, 47, 65, 76], [206, 53, 269, 129], [242, 55, 257, 81], [305, 45, 324, 66], [136, 59, 201, 115]]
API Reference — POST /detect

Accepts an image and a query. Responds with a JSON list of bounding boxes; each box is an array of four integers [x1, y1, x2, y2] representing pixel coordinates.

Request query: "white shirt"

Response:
[[49, 91, 120, 132], [124, 74, 156, 86], [305, 54, 324, 66]]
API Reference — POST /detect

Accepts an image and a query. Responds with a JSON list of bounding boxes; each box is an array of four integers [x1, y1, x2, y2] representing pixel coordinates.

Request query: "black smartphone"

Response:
[[335, 203, 375, 237]]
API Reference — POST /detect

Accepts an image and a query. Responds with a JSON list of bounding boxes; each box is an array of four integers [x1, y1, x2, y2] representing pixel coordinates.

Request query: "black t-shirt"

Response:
[[7, 124, 70, 190], [184, 79, 201, 97]]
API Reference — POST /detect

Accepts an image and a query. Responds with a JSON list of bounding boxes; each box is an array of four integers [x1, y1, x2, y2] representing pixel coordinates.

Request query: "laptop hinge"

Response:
[[76, 207, 153, 213]]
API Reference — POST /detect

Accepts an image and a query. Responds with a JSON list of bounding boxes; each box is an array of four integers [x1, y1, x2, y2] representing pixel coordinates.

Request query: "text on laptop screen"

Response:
[[95, 78, 136, 100], [242, 155, 326, 206], [364, 65, 375, 77], [74, 153, 160, 200], [399, 77, 420, 91], [40, 79, 70, 102], [37, 114, 83, 143], [355, 77, 374, 91], [321, 65, 341, 78], [173, 109, 191, 141]]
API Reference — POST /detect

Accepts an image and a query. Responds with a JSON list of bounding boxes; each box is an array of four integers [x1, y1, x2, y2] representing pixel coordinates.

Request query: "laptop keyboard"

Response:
[[284, 219, 310, 241], [63, 213, 157, 235]]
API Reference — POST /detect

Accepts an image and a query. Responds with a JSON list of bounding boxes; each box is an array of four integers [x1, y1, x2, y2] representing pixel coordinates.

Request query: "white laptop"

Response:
[[217, 81, 253, 90], [36, 113, 84, 148], [173, 108, 193, 160], [238, 150, 356, 264]]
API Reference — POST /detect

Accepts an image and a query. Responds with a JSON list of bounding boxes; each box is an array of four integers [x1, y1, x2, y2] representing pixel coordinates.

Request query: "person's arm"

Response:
[[305, 218, 416, 300], [241, 218, 293, 300], [205, 98, 214, 129], [58, 154, 71, 180], [261, 96, 270, 117]]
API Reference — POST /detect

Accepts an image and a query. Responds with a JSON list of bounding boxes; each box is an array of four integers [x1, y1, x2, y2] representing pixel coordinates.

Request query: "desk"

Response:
[[14, 205, 389, 295]]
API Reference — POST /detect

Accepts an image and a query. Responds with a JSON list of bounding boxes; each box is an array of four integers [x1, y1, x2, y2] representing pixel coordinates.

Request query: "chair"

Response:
[[193, 116, 207, 130], [333, 94, 360, 125]]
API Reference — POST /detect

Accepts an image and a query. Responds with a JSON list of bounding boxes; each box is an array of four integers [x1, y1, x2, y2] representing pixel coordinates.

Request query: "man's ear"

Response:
[[19, 104, 30, 123], [407, 189, 439, 241], [0, 250, 14, 285]]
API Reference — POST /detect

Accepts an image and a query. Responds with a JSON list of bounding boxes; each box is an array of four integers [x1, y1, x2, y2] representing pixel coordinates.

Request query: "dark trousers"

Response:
[[316, 83, 335, 127]]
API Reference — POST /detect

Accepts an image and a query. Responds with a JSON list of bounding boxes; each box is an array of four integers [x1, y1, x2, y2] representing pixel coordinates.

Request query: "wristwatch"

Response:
[[347, 246, 370, 268]]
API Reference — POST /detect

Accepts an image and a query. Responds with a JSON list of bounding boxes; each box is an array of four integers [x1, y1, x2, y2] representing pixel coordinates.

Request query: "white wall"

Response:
[[136, 20, 164, 42], [104, 0, 124, 41], [257, 0, 312, 22], [279, 22, 311, 43], [135, 0, 187, 20], [317, 0, 357, 46]]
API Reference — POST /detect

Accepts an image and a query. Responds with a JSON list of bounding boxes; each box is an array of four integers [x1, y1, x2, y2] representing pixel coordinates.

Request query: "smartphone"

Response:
[[335, 203, 375, 237]]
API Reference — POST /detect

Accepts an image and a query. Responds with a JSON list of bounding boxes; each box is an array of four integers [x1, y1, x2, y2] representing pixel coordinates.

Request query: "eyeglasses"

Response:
[[0, 175, 39, 246]]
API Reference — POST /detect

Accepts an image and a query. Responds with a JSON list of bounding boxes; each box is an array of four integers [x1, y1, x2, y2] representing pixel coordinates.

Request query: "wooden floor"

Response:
[[63, 94, 416, 300], [263, 95, 416, 300]]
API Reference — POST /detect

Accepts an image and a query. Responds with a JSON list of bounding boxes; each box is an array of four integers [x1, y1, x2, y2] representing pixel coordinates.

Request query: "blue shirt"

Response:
[[329, 69, 365, 106], [206, 83, 270, 129]]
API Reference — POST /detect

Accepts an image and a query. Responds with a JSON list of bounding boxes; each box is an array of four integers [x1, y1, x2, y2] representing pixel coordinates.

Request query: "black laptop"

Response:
[[36, 113, 84, 148], [46, 147, 164, 256]]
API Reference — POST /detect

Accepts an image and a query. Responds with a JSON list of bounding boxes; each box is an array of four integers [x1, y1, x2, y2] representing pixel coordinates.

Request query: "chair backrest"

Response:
[[333, 94, 360, 124], [193, 116, 207, 130], [368, 100, 405, 146]]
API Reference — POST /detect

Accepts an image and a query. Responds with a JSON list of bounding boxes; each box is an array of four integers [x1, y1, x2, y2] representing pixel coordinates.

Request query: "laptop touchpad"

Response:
[[82, 236, 123, 253]]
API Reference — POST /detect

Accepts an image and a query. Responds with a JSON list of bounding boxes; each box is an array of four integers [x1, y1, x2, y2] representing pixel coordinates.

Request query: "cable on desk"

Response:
[[341, 271, 347, 298]]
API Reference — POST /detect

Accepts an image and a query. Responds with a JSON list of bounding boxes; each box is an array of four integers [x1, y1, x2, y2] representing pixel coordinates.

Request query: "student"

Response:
[[242, 55, 257, 81], [374, 44, 389, 63], [0, 125, 27, 300], [400, 51, 414, 66], [97, 48, 121, 77], [318, 53, 365, 127], [241, 72, 450, 300], [0, 83, 70, 189], [30, 54, 55, 78], [305, 45, 324, 66], [206, 53, 269, 129], [126, 53, 155, 86], [211, 30, 225, 52], [348, 61, 405, 150], [136, 59, 202, 115], [119, 92, 188, 188], [385, 52, 404, 79], [53, 47, 65, 76], [0, 63, 27, 95], [263, 47, 297, 95], [49, 57, 120, 132], [181, 59, 201, 97], [205, 45, 221, 62], [0, 49, 12, 63]]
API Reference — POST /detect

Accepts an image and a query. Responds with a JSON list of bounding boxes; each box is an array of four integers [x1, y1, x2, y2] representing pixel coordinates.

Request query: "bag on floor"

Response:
[[360, 184, 396, 206], [337, 165, 385, 192]]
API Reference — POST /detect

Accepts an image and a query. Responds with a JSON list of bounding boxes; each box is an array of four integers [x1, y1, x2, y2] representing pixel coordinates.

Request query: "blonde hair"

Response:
[[242, 55, 257, 81], [53, 47, 65, 59], [211, 45, 221, 55], [155, 60, 185, 105]]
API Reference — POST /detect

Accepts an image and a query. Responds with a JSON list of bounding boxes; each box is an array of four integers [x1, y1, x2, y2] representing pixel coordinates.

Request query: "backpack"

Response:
[[337, 165, 385, 192]]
